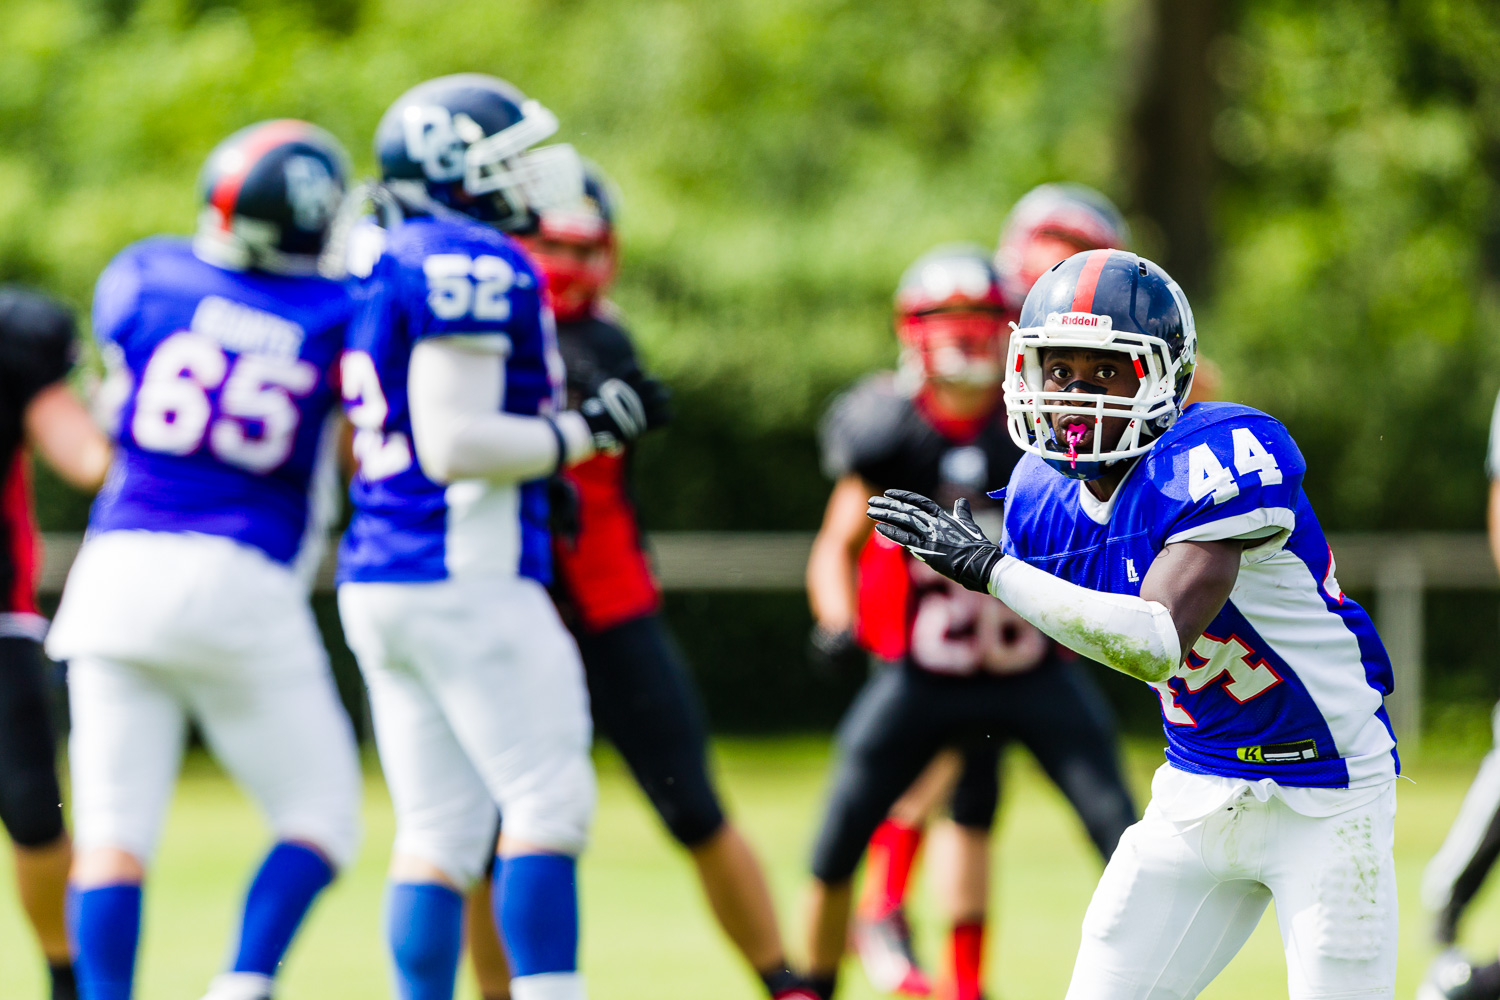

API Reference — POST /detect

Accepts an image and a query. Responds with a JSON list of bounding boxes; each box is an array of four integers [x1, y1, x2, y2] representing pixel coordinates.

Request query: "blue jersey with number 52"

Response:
[[89, 237, 351, 570], [1001, 402, 1397, 788], [337, 213, 560, 585]]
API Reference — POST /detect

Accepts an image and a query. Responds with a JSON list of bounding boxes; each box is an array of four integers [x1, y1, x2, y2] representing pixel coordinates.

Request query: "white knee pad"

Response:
[[393, 800, 499, 888], [271, 799, 363, 872], [500, 750, 597, 856]]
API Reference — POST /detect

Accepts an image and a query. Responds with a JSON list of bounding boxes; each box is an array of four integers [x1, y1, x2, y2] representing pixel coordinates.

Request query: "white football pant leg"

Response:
[[186, 631, 363, 869], [1064, 802, 1272, 1000], [339, 577, 594, 870], [53, 532, 362, 868], [1268, 785, 1398, 999], [1422, 701, 1500, 912], [362, 654, 498, 887], [67, 656, 188, 862]]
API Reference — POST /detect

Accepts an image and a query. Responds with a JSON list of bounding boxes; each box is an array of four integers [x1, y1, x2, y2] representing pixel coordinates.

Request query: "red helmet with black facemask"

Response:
[[894, 244, 1009, 388], [518, 161, 618, 322]]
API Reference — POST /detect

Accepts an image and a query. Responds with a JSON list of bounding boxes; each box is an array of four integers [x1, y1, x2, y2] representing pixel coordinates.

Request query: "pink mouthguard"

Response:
[[1064, 423, 1088, 469]]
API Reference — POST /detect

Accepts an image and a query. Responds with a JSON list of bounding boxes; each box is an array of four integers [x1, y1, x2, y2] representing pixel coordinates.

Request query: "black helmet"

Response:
[[194, 120, 349, 275]]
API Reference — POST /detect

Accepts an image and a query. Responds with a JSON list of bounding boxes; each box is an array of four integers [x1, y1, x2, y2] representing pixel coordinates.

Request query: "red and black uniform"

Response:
[[810, 374, 1135, 884], [549, 311, 725, 848], [0, 288, 75, 847]]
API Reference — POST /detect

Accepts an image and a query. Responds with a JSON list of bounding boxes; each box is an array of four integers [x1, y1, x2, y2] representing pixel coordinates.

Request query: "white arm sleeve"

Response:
[[408, 336, 594, 485], [986, 554, 1181, 682]]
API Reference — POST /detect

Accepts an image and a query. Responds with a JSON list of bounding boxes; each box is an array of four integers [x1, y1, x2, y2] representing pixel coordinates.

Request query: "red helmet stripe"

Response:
[[209, 119, 318, 231], [1132, 356, 1145, 377], [1069, 249, 1112, 313]]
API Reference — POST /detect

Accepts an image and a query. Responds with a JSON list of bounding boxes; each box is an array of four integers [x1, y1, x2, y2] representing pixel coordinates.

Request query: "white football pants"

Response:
[[338, 574, 595, 886], [1065, 775, 1397, 1000], [48, 530, 362, 867]]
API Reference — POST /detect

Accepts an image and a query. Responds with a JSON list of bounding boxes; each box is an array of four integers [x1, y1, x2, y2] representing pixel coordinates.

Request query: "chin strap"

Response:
[[985, 555, 1181, 683]]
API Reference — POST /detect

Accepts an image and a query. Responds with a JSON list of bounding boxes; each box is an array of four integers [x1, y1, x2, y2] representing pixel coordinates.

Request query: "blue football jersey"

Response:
[[1001, 402, 1397, 788], [89, 237, 351, 570], [337, 213, 561, 584]]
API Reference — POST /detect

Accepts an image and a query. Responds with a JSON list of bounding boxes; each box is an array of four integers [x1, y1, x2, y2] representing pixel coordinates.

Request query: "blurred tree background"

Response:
[[9, 0, 1500, 731]]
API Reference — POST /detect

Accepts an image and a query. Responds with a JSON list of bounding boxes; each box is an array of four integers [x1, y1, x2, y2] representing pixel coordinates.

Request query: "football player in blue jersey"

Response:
[[45, 121, 363, 1000], [332, 74, 660, 1000], [867, 250, 1399, 999]]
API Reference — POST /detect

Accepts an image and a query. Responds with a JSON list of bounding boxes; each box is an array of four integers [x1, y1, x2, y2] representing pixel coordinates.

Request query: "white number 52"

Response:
[[423, 254, 515, 322]]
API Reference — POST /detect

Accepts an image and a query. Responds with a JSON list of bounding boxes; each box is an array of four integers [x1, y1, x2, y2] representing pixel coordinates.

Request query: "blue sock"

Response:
[[68, 884, 142, 1000], [230, 842, 335, 976], [496, 854, 579, 977], [386, 882, 464, 1000]]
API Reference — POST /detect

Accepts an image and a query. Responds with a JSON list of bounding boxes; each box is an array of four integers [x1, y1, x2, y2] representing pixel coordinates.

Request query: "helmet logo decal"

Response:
[[1069, 249, 1112, 312], [402, 105, 466, 183], [283, 155, 338, 231]]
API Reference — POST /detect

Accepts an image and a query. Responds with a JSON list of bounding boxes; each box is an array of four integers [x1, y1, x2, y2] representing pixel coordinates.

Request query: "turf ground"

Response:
[[1, 734, 1497, 999]]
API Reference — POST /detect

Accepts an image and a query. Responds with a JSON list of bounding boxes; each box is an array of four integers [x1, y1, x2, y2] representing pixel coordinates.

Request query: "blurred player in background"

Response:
[[807, 185, 1142, 1000], [868, 249, 1399, 999], [457, 164, 815, 1000], [803, 240, 1137, 1000], [0, 288, 110, 1000], [45, 121, 363, 1000], [334, 74, 665, 1000], [1414, 386, 1500, 1000]]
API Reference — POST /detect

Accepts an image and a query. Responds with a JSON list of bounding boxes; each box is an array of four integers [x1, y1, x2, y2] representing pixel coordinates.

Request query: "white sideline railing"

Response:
[[37, 531, 1495, 746]]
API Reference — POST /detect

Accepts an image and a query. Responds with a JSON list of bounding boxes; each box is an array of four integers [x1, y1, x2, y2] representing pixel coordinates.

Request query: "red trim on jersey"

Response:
[[553, 452, 662, 632], [2, 452, 38, 615], [1069, 249, 1112, 313], [209, 120, 316, 231], [855, 531, 912, 660]]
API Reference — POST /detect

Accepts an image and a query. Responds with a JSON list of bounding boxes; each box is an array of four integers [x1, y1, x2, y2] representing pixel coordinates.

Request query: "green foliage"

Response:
[[6, 0, 1500, 536], [1211, 0, 1500, 529]]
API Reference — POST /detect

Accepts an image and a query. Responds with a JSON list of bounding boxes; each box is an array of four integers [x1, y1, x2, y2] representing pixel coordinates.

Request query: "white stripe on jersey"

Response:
[[1165, 507, 1296, 553], [1229, 546, 1396, 788], [444, 480, 522, 578]]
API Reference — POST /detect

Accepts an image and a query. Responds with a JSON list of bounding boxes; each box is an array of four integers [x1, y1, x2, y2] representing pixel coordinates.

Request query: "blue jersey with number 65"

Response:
[[337, 212, 561, 585], [1000, 402, 1398, 788], [89, 237, 351, 573]]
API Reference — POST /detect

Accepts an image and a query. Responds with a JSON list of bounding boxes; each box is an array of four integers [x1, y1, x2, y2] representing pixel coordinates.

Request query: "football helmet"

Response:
[[1004, 249, 1196, 480], [375, 73, 583, 231], [518, 161, 619, 321], [894, 244, 1008, 387], [995, 184, 1131, 305], [193, 120, 349, 275]]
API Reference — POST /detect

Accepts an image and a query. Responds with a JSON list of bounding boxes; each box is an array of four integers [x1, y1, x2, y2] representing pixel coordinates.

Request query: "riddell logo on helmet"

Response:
[[1047, 312, 1114, 331]]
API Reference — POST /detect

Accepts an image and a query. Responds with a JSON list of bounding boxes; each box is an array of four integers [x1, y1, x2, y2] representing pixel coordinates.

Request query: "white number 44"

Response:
[[1187, 428, 1282, 505]]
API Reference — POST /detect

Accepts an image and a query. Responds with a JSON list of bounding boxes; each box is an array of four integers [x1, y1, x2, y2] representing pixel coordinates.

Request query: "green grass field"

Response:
[[1, 735, 1497, 999]]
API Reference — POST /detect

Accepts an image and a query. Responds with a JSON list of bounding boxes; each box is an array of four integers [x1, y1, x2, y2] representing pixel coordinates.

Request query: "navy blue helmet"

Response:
[[1003, 249, 1196, 480], [375, 73, 583, 231], [193, 120, 349, 275]]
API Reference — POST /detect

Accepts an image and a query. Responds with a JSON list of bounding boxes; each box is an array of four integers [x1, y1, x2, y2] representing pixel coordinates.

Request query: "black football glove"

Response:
[[866, 490, 1003, 594], [807, 623, 866, 679], [579, 377, 649, 452]]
